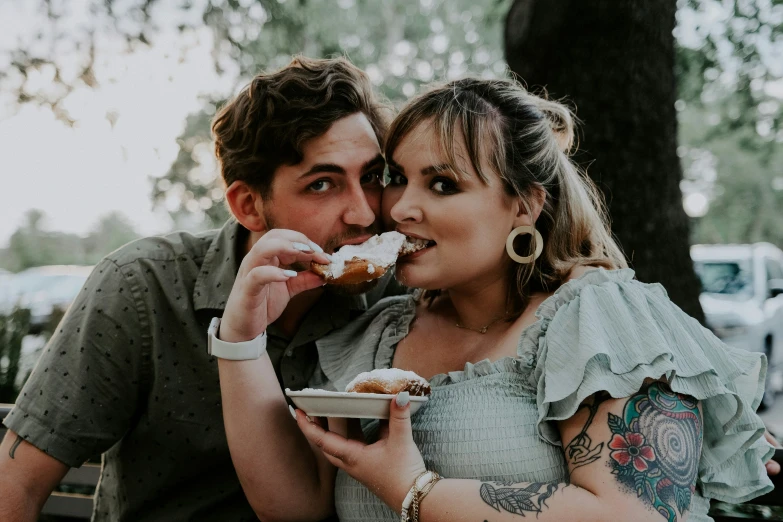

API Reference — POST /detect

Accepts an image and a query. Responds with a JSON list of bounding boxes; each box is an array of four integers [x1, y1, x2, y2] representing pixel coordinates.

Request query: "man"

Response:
[[0, 56, 403, 521]]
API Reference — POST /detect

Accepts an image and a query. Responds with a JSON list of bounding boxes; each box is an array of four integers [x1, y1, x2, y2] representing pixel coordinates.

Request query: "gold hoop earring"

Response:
[[506, 226, 543, 264]]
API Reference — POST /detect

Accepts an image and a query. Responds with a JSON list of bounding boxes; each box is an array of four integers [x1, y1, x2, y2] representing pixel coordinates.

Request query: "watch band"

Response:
[[207, 317, 267, 360]]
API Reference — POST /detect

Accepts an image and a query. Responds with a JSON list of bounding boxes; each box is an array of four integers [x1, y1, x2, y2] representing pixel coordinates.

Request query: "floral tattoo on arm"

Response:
[[565, 382, 703, 522]]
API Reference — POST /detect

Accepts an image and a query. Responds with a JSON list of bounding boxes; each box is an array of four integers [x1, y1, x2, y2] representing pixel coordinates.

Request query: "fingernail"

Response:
[[282, 270, 298, 277], [289, 405, 297, 420], [396, 391, 410, 408], [293, 242, 312, 252], [309, 242, 324, 253], [306, 415, 313, 423]]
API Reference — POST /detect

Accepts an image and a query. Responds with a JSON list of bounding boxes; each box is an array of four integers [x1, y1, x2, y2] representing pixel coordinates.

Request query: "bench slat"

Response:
[[62, 463, 102, 486], [41, 492, 94, 518]]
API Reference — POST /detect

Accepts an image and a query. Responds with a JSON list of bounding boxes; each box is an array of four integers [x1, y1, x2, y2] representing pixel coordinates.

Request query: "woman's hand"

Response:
[[295, 392, 427, 513], [220, 229, 329, 342]]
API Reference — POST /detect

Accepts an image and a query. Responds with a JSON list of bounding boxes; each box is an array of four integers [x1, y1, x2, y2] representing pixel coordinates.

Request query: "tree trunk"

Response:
[[505, 0, 705, 323]]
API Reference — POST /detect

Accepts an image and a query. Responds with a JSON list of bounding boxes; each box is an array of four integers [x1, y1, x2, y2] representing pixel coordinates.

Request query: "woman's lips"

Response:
[[398, 243, 435, 260]]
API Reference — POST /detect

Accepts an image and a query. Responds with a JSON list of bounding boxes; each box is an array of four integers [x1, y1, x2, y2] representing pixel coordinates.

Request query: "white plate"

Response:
[[285, 389, 429, 419]]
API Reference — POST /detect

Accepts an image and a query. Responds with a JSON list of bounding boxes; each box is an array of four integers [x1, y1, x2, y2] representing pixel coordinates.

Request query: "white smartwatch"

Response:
[[207, 317, 267, 360]]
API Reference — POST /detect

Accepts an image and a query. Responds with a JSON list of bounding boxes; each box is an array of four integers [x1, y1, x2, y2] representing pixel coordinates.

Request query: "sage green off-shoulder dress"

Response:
[[310, 269, 774, 522]]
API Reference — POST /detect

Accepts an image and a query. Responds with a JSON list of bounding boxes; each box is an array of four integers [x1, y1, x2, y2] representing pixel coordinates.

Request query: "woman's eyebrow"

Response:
[[421, 164, 453, 176]]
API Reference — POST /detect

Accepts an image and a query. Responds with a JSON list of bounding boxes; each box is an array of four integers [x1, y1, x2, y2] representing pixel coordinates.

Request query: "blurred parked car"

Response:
[[692, 243, 783, 409], [0, 265, 93, 334]]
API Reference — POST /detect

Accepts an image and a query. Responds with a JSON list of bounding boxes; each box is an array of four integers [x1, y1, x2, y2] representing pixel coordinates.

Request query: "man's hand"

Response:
[[220, 229, 330, 342]]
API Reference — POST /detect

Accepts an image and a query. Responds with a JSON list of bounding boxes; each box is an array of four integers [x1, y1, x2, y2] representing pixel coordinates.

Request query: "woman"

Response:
[[220, 78, 773, 522]]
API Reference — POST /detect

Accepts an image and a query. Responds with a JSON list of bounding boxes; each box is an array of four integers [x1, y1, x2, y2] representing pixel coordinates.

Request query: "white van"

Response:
[[691, 243, 783, 409]]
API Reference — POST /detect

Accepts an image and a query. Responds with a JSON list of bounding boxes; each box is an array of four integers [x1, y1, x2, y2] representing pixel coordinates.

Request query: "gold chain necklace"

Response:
[[454, 313, 509, 334]]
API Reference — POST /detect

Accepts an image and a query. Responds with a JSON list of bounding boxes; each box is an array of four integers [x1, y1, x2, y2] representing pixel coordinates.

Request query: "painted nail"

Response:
[[309, 242, 324, 253], [396, 391, 410, 408], [292, 242, 312, 252], [289, 405, 297, 420], [282, 270, 298, 277]]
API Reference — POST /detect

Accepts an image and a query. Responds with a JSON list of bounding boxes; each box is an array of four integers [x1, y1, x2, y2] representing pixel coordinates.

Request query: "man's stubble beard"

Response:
[[264, 209, 384, 295]]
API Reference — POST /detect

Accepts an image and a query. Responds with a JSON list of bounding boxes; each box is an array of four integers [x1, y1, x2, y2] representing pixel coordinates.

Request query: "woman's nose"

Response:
[[389, 188, 423, 223]]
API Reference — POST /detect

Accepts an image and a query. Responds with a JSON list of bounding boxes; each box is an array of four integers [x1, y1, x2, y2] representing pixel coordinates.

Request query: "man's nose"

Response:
[[343, 184, 377, 228]]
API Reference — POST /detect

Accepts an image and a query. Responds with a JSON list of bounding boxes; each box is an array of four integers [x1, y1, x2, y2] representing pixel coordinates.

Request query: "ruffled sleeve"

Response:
[[313, 295, 416, 392], [534, 268, 774, 503]]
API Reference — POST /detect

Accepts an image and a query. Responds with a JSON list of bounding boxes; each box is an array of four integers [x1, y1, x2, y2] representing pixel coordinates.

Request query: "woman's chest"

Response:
[[364, 376, 567, 483], [392, 328, 520, 380]]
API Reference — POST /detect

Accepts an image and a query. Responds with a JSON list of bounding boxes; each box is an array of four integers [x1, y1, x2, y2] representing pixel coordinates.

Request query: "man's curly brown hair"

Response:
[[212, 56, 390, 198]]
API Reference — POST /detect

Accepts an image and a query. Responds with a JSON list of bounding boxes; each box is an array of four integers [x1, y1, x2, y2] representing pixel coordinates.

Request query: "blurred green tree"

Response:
[[0, 307, 30, 403], [0, 210, 139, 271]]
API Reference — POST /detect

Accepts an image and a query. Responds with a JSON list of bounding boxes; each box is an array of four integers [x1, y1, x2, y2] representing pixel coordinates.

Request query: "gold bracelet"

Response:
[[400, 470, 442, 522]]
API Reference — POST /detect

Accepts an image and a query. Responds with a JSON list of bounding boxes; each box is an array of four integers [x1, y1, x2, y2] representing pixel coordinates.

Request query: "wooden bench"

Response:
[[2, 403, 782, 521]]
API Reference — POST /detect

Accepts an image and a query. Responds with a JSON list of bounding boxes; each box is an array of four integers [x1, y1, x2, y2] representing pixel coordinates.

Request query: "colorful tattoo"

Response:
[[607, 383, 702, 521]]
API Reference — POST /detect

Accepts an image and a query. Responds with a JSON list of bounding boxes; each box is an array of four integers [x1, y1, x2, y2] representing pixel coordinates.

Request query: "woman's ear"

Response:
[[513, 186, 547, 228], [224, 181, 267, 233]]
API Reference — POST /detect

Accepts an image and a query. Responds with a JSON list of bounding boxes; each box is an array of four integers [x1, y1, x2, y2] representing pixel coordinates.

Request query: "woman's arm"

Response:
[[218, 356, 336, 521], [299, 381, 703, 522], [218, 229, 336, 521]]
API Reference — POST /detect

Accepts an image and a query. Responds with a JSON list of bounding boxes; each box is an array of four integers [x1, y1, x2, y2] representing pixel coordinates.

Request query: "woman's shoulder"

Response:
[[531, 267, 773, 503], [314, 294, 416, 391]]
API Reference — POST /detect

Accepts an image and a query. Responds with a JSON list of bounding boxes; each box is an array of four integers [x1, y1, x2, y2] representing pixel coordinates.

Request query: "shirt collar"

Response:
[[193, 219, 370, 320], [193, 219, 246, 313]]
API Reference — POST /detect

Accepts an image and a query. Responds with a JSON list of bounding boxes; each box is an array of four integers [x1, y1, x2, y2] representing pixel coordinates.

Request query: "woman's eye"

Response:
[[308, 179, 333, 193], [431, 177, 458, 195], [388, 171, 407, 186]]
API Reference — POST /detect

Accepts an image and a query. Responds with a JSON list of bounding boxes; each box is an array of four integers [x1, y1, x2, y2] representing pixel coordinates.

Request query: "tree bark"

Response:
[[505, 0, 704, 322]]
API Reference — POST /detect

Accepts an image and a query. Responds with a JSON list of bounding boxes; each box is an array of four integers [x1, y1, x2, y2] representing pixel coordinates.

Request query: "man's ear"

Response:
[[513, 186, 547, 228], [224, 181, 267, 232]]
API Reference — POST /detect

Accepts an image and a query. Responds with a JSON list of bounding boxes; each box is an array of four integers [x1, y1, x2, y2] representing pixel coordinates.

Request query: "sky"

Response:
[[1, 0, 781, 246], [0, 0, 234, 246]]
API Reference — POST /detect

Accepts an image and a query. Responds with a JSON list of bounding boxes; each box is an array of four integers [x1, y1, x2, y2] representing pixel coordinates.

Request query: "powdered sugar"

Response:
[[345, 368, 429, 392], [323, 231, 406, 278]]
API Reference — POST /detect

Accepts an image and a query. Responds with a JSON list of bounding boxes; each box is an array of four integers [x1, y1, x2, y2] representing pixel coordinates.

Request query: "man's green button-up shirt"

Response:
[[3, 219, 403, 521]]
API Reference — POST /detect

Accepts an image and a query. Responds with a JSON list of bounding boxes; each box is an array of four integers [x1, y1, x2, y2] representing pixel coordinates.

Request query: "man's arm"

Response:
[[0, 429, 69, 522]]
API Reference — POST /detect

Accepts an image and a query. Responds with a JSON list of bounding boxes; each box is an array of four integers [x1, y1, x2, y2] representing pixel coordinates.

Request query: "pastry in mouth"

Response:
[[345, 368, 432, 396], [311, 231, 435, 285]]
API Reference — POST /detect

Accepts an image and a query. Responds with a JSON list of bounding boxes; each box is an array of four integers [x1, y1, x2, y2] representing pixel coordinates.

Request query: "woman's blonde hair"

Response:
[[384, 77, 627, 312]]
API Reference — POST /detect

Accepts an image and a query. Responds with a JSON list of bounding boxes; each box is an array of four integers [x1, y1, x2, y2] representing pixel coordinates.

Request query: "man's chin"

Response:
[[325, 278, 381, 296]]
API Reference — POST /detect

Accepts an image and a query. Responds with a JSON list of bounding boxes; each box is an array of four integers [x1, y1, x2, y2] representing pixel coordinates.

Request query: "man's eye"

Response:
[[431, 177, 458, 195], [361, 171, 382, 184], [308, 179, 333, 193], [388, 172, 407, 186]]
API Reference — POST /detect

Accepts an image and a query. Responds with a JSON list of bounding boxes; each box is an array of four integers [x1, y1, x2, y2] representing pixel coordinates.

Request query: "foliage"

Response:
[[1, 0, 781, 242], [0, 307, 30, 403], [674, 0, 783, 245], [0, 209, 139, 272]]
